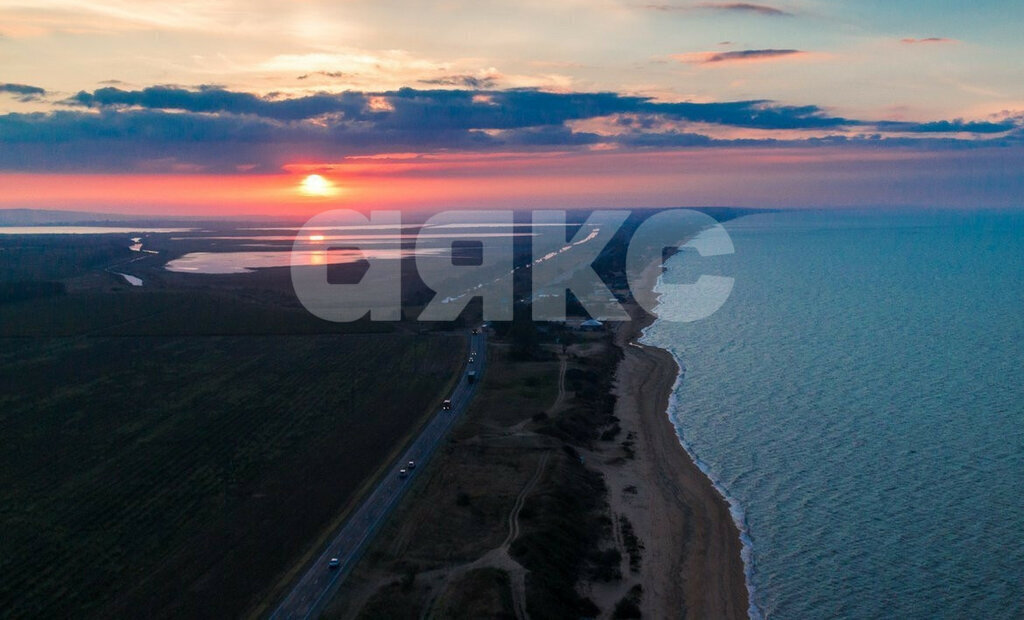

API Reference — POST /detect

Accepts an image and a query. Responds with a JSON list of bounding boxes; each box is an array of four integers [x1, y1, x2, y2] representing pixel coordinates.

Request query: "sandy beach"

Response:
[[584, 312, 750, 619]]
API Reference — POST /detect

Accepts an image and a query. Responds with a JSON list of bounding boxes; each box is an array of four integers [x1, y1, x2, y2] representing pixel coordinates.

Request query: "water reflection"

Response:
[[165, 248, 445, 274], [168, 232, 534, 242], [0, 226, 192, 235], [113, 272, 144, 286]]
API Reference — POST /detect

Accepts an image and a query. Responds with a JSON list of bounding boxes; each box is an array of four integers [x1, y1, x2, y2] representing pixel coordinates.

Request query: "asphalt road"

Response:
[[269, 329, 486, 619]]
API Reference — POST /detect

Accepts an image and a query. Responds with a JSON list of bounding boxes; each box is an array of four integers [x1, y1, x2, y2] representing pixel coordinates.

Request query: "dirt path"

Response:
[[502, 452, 548, 620], [510, 353, 566, 432], [421, 452, 548, 620], [548, 355, 568, 415], [503, 452, 549, 550]]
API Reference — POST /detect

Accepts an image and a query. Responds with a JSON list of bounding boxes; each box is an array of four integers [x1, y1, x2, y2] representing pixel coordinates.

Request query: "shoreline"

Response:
[[600, 254, 750, 617], [636, 316, 762, 620], [610, 313, 750, 618]]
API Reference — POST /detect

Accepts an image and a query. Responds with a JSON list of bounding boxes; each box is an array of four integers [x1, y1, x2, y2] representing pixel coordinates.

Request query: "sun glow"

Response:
[[298, 174, 339, 197]]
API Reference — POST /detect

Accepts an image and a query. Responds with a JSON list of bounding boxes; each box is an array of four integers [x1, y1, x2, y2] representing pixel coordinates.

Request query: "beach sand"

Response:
[[583, 312, 749, 619]]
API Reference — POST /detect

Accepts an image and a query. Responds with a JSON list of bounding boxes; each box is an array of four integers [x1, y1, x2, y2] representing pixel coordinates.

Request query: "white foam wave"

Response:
[[639, 273, 765, 620]]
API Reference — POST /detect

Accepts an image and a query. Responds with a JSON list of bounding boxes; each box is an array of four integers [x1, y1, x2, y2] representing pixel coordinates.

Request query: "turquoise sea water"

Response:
[[643, 210, 1024, 619]]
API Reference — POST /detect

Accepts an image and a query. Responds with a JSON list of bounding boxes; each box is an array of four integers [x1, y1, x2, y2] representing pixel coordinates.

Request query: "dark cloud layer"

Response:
[[703, 49, 803, 63], [646, 2, 791, 16], [67, 86, 848, 130], [70, 86, 370, 122], [876, 119, 1015, 134], [0, 85, 1019, 173], [698, 3, 791, 16], [0, 83, 46, 101]]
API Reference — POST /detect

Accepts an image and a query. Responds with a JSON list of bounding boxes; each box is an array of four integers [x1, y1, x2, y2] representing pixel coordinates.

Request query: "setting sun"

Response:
[[298, 174, 338, 197]]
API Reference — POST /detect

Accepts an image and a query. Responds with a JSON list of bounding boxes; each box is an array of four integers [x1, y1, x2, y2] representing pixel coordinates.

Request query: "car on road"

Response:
[[442, 399, 452, 411], [471, 328, 479, 334], [398, 468, 408, 478], [328, 558, 340, 569], [469, 354, 475, 363], [407, 460, 416, 469]]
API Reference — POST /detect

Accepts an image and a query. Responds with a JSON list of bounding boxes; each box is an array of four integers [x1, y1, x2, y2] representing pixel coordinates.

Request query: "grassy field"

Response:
[[0, 332, 464, 617], [324, 329, 625, 619], [0, 234, 128, 282], [0, 289, 391, 337], [0, 234, 467, 617]]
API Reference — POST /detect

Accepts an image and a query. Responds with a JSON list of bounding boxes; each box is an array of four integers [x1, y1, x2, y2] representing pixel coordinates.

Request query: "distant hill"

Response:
[[0, 208, 152, 226], [0, 208, 296, 228]]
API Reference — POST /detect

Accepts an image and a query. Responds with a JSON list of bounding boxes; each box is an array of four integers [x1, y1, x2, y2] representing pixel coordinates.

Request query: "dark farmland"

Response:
[[0, 234, 466, 617], [0, 333, 464, 617]]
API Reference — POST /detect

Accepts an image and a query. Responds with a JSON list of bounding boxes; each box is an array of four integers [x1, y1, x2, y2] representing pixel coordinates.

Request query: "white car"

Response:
[[328, 558, 340, 569], [407, 460, 416, 469], [398, 468, 408, 478]]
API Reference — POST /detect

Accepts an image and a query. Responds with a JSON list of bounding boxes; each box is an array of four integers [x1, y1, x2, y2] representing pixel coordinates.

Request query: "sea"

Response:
[[642, 209, 1024, 619]]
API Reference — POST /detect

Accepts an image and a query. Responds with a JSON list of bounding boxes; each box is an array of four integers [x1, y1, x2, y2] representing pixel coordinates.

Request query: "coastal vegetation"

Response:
[[324, 321, 632, 618]]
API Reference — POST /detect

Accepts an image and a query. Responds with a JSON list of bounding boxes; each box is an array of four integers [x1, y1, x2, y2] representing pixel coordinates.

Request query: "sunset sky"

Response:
[[2, 0, 1023, 215]]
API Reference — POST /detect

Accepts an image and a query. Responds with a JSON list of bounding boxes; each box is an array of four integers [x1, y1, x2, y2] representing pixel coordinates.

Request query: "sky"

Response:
[[1, 0, 1023, 215]]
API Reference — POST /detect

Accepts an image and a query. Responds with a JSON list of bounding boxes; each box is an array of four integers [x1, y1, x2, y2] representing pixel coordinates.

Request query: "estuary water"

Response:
[[643, 209, 1024, 619]]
